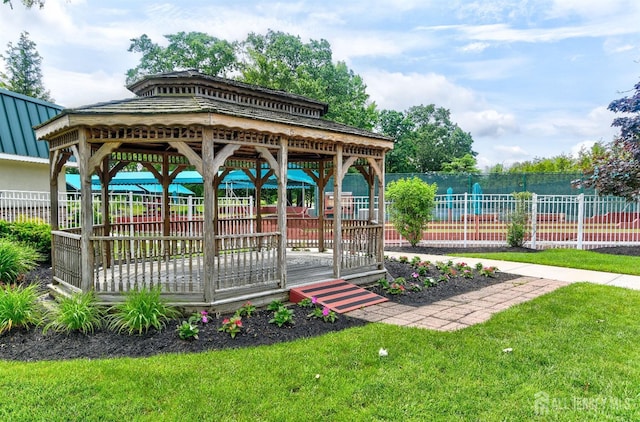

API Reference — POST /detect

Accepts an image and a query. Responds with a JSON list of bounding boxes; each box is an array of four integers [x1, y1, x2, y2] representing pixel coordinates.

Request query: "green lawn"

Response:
[[1, 283, 639, 420], [454, 248, 640, 275]]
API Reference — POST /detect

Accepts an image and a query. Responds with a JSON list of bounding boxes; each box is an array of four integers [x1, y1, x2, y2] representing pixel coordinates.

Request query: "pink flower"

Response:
[[311, 297, 318, 304], [322, 307, 330, 317], [411, 272, 419, 278], [222, 318, 229, 325], [236, 319, 243, 327]]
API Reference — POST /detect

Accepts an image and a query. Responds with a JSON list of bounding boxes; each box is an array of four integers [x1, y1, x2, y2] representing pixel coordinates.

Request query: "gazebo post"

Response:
[[49, 150, 59, 270], [255, 158, 263, 234], [78, 129, 94, 292], [99, 157, 112, 266], [377, 158, 386, 268], [276, 140, 288, 288], [202, 132, 216, 302], [333, 145, 343, 279], [317, 161, 327, 252]]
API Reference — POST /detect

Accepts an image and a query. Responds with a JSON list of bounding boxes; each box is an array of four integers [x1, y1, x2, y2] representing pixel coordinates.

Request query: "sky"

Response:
[[1, 0, 639, 169]]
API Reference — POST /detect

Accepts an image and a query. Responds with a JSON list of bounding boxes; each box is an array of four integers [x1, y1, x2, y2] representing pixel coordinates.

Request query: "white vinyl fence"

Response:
[[3, 189, 640, 250]]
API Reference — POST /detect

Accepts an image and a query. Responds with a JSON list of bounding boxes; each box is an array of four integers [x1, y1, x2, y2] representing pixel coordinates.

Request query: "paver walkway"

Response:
[[347, 276, 569, 331]]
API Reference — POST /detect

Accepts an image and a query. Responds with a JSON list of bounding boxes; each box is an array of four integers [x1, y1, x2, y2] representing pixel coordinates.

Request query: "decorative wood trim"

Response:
[[255, 146, 280, 178], [169, 141, 203, 174], [88, 142, 122, 173]]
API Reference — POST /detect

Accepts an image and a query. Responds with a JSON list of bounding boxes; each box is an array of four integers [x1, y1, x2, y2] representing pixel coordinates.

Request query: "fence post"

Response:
[[463, 192, 468, 247], [577, 193, 584, 250], [530, 193, 537, 249]]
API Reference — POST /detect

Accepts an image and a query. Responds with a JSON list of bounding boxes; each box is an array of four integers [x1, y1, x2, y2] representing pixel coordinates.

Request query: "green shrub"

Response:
[[10, 221, 51, 262], [0, 220, 51, 263], [506, 192, 532, 248], [269, 306, 294, 327], [0, 239, 39, 284], [107, 286, 180, 335], [44, 291, 104, 334], [0, 283, 44, 334], [386, 177, 437, 246]]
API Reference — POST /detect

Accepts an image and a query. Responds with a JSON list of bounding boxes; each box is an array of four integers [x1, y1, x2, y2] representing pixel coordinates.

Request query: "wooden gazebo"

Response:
[[35, 70, 393, 309]]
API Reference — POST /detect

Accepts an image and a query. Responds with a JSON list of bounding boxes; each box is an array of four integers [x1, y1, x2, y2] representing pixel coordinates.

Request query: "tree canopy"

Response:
[[576, 78, 640, 199], [126, 32, 237, 85], [2, 0, 44, 8], [125, 30, 378, 130], [0, 31, 52, 102], [380, 104, 476, 173]]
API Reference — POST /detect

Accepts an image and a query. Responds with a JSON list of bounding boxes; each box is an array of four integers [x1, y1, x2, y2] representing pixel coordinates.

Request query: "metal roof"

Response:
[[0, 88, 63, 159]]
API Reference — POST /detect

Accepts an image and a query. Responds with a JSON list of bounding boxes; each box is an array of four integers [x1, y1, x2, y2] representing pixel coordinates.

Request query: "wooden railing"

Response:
[[90, 235, 205, 296], [341, 223, 383, 270], [214, 232, 280, 291], [51, 230, 82, 290]]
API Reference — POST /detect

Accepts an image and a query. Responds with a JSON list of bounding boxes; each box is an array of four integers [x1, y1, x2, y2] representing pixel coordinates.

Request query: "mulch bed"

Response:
[[2, 246, 634, 362]]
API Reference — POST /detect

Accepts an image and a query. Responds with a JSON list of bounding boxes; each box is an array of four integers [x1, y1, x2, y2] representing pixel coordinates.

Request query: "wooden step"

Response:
[[289, 279, 387, 313]]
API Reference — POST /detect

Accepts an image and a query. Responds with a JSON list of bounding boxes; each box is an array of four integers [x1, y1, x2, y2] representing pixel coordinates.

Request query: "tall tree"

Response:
[[240, 30, 377, 129], [380, 104, 476, 173], [126, 32, 237, 85], [508, 153, 580, 173], [3, 0, 44, 8], [441, 153, 480, 174], [0, 31, 52, 101], [577, 78, 640, 199]]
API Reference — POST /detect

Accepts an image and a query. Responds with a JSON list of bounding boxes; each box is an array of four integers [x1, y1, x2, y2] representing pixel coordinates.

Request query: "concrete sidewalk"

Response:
[[384, 251, 640, 290], [345, 251, 640, 331]]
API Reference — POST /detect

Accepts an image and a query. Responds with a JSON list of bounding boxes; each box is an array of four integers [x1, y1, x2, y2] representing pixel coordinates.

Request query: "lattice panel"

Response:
[[343, 144, 384, 158], [88, 126, 203, 141], [288, 138, 336, 154], [49, 130, 79, 150]]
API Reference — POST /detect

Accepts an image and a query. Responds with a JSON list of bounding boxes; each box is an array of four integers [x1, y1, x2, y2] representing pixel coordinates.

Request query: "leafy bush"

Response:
[[177, 316, 200, 340], [0, 239, 39, 284], [107, 286, 180, 335], [44, 291, 104, 334], [0, 220, 51, 263], [386, 177, 437, 246], [0, 283, 44, 334], [506, 192, 532, 247]]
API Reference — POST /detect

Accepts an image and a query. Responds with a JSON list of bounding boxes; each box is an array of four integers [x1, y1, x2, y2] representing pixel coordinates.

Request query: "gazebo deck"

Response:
[[74, 249, 383, 309]]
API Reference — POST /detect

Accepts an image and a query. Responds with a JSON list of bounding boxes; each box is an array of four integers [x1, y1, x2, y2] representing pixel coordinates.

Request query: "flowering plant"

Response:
[[297, 297, 313, 308], [308, 306, 338, 323], [269, 306, 294, 327], [388, 281, 406, 295], [479, 266, 498, 277], [218, 315, 243, 338], [199, 310, 209, 324], [235, 301, 256, 318], [177, 315, 200, 340]]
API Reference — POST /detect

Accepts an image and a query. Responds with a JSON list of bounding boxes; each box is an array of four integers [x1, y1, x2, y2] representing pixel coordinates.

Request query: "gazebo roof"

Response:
[[35, 71, 393, 147]]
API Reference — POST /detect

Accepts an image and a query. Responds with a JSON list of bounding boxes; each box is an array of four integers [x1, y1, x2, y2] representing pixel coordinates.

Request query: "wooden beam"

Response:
[[169, 141, 203, 174], [211, 143, 241, 171], [87, 142, 122, 173], [255, 146, 279, 177]]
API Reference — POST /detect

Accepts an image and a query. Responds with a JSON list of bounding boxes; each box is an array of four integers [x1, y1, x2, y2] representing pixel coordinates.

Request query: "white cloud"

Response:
[[571, 140, 597, 157], [458, 109, 518, 137], [44, 68, 131, 107], [363, 70, 478, 111], [459, 42, 491, 53]]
